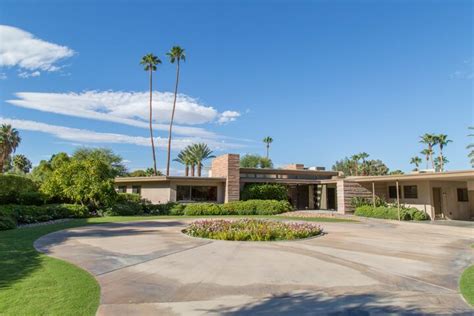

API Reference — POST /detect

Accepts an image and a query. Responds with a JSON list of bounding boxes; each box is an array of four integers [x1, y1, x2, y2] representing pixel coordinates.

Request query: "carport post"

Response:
[[396, 180, 400, 221], [372, 182, 376, 208]]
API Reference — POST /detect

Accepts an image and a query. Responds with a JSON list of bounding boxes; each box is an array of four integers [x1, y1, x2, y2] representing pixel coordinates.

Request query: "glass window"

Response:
[[191, 186, 218, 201], [132, 185, 141, 195], [457, 188, 469, 202], [177, 185, 218, 202], [388, 186, 401, 199], [117, 186, 126, 193], [403, 185, 418, 199], [177, 186, 191, 201]]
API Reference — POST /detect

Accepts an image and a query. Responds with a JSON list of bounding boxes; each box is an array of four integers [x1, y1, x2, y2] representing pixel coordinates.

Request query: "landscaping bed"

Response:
[[183, 218, 323, 241]]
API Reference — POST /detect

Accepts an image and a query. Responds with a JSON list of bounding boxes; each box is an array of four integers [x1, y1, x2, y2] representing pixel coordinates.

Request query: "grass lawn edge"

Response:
[[460, 265, 474, 306]]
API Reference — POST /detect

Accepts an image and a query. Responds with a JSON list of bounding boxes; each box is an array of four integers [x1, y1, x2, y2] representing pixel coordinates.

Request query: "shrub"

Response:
[[0, 174, 39, 204], [145, 202, 185, 215], [355, 205, 430, 221], [116, 193, 142, 204], [0, 204, 90, 230], [241, 184, 288, 201], [183, 219, 322, 241], [17, 191, 46, 206], [222, 200, 293, 215], [351, 196, 387, 208], [184, 203, 224, 216], [103, 201, 144, 216]]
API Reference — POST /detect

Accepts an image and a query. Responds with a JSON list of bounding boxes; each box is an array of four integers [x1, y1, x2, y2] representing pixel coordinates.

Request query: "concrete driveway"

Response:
[[35, 218, 473, 315]]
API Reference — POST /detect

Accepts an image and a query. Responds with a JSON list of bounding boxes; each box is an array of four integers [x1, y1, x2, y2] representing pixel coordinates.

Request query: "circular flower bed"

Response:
[[183, 219, 322, 241]]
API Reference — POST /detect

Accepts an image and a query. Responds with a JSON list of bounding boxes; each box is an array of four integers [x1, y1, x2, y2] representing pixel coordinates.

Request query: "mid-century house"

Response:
[[115, 154, 474, 221]]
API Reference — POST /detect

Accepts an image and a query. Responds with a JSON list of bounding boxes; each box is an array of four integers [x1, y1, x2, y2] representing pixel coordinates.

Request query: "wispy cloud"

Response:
[[218, 110, 241, 124], [0, 25, 75, 77], [451, 58, 473, 80], [6, 90, 240, 136], [18, 70, 40, 78], [1, 117, 246, 151]]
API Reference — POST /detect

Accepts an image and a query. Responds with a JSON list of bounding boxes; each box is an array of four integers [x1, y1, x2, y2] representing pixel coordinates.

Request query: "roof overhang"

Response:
[[115, 176, 226, 183], [345, 170, 474, 183]]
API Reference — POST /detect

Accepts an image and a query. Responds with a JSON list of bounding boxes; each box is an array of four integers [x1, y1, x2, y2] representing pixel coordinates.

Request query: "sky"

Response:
[[0, 0, 473, 174]]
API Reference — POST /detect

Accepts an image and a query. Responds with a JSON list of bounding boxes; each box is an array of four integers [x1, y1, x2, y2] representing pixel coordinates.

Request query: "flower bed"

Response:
[[183, 219, 322, 241]]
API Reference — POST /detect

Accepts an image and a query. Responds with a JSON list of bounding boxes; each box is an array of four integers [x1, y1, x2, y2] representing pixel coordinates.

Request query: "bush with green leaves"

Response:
[[0, 174, 39, 204], [350, 196, 387, 208], [184, 203, 225, 215], [241, 183, 288, 201], [222, 200, 293, 215], [0, 204, 90, 230], [355, 205, 430, 221]]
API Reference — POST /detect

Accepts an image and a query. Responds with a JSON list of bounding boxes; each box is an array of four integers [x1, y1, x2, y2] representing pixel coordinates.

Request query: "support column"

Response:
[[396, 180, 400, 221], [372, 182, 376, 208]]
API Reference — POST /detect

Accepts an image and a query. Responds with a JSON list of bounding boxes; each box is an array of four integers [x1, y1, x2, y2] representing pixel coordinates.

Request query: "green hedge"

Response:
[[241, 184, 288, 201], [183, 200, 293, 216], [0, 204, 90, 230], [0, 174, 40, 204], [355, 205, 430, 221]]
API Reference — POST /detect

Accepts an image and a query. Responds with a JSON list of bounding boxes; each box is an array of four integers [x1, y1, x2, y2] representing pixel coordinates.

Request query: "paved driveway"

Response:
[[35, 218, 473, 315]]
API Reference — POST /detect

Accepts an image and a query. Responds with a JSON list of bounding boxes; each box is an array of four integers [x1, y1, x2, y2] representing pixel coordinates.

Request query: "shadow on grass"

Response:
[[208, 291, 471, 315]]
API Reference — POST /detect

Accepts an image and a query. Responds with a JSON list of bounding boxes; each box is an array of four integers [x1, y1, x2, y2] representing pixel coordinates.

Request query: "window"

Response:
[[388, 186, 401, 199], [403, 185, 418, 199], [457, 188, 469, 202], [132, 185, 141, 195], [177, 185, 218, 202], [117, 186, 126, 193]]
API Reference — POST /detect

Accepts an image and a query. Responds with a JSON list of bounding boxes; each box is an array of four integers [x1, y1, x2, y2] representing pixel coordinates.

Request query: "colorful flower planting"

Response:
[[183, 219, 323, 241]]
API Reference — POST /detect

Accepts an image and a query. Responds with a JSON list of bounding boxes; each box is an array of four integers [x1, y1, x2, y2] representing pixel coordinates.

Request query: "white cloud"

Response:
[[218, 110, 241, 124], [1, 117, 246, 151], [7, 90, 240, 136], [0, 25, 74, 76], [451, 58, 473, 80], [18, 70, 40, 78]]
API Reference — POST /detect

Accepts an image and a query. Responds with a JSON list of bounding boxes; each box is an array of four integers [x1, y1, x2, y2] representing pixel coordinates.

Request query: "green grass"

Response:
[[0, 215, 354, 315], [460, 265, 474, 306]]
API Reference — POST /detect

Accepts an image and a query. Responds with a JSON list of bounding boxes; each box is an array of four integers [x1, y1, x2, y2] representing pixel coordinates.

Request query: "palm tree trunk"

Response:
[[429, 145, 434, 170], [439, 146, 443, 172], [191, 163, 195, 177], [166, 60, 180, 176], [197, 162, 202, 177], [149, 68, 157, 176], [266, 144, 269, 159], [185, 164, 189, 177]]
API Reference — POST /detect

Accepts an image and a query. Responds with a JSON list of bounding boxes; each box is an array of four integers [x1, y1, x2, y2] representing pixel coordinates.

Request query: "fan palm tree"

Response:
[[263, 136, 273, 159], [410, 156, 422, 171], [358, 152, 370, 175], [419, 133, 437, 169], [420, 149, 432, 169], [434, 134, 451, 172], [174, 147, 194, 177], [140, 53, 162, 176], [0, 124, 21, 173], [165, 46, 186, 176], [350, 154, 361, 176], [13, 154, 32, 173], [187, 143, 215, 177], [434, 156, 449, 172]]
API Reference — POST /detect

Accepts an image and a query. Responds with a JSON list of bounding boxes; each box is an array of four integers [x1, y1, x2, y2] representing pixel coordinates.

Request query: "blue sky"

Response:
[[1, 0, 472, 174]]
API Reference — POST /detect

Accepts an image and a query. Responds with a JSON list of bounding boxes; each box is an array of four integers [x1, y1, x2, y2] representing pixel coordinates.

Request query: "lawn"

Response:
[[0, 215, 353, 315], [460, 265, 474, 306]]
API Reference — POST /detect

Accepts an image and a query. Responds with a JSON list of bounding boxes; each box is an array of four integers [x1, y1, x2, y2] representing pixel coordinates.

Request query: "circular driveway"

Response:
[[35, 218, 473, 315]]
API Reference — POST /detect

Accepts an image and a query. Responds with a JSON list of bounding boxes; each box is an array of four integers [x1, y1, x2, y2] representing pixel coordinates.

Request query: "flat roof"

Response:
[[346, 170, 474, 182], [115, 176, 226, 183], [240, 167, 339, 176]]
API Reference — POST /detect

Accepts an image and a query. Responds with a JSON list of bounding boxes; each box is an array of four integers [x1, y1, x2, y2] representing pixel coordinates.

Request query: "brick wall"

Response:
[[211, 154, 240, 202]]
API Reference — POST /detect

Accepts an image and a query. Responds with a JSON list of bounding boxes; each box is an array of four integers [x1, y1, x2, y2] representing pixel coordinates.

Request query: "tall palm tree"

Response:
[[263, 136, 273, 159], [468, 127, 474, 167], [13, 154, 32, 173], [187, 143, 215, 177], [174, 147, 194, 177], [419, 133, 437, 169], [420, 149, 431, 169], [165, 46, 186, 176], [358, 152, 370, 175], [434, 134, 451, 172], [410, 156, 422, 171], [140, 53, 162, 176], [434, 156, 449, 172], [350, 154, 361, 176], [0, 124, 21, 173]]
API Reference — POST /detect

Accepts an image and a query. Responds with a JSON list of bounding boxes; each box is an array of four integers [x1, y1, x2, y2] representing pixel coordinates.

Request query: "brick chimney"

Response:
[[211, 154, 240, 202]]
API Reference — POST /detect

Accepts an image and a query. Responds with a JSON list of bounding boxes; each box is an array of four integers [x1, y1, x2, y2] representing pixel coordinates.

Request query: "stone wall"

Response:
[[211, 154, 240, 202], [337, 180, 373, 213]]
